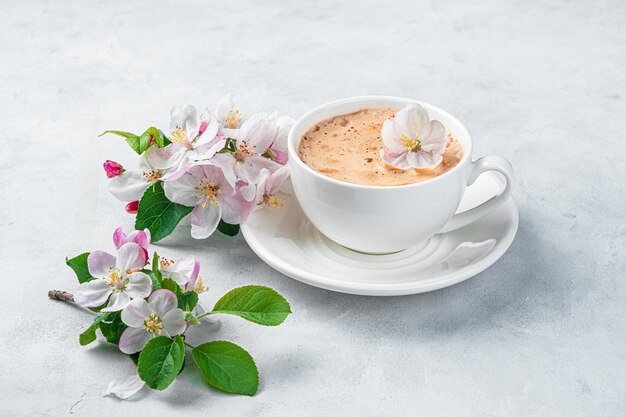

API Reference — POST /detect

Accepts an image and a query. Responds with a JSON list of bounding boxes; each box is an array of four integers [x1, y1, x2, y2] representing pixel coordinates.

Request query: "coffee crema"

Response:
[[297, 108, 464, 186]]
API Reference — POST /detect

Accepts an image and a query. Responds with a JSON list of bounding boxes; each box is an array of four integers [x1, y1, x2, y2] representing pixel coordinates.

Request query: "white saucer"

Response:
[[241, 172, 518, 296]]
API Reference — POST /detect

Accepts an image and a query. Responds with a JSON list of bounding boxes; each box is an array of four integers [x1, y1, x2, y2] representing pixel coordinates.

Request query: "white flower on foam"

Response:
[[380, 104, 448, 170]]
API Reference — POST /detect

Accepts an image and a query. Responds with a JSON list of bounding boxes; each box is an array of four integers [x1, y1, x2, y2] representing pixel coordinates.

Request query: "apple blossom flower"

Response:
[[158, 255, 195, 286], [164, 162, 253, 239], [148, 105, 225, 181], [241, 166, 290, 209], [380, 104, 448, 171], [103, 374, 145, 400], [215, 94, 246, 130], [108, 145, 164, 202], [103, 160, 124, 178], [125, 200, 139, 214], [113, 227, 151, 258], [118, 289, 186, 354], [74, 243, 152, 312]]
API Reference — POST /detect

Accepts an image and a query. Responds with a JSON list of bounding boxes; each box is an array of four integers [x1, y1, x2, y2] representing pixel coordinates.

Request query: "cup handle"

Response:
[[439, 155, 514, 233]]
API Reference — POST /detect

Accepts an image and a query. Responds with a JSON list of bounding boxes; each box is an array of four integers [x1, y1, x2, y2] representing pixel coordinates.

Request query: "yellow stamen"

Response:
[[224, 109, 242, 128], [262, 194, 285, 209], [142, 170, 161, 182], [195, 178, 221, 208], [238, 140, 255, 157], [106, 267, 125, 289], [159, 257, 174, 271], [170, 125, 189, 143], [193, 276, 209, 294], [401, 133, 421, 152], [143, 313, 163, 334]]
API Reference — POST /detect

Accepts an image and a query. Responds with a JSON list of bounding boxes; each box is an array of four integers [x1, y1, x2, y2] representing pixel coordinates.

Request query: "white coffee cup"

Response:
[[287, 96, 513, 254]]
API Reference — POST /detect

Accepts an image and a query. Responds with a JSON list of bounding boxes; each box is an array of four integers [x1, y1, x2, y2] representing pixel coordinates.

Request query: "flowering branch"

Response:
[[55, 226, 292, 400]]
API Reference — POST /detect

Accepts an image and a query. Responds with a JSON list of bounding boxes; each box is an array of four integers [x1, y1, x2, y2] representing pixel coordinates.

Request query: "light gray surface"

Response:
[[1, 0, 625, 415]]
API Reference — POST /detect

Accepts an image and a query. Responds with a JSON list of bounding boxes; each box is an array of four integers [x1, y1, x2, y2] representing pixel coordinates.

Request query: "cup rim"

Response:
[[288, 95, 473, 189]]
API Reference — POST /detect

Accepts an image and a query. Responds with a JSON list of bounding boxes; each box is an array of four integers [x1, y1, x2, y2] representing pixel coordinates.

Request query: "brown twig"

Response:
[[48, 290, 75, 303]]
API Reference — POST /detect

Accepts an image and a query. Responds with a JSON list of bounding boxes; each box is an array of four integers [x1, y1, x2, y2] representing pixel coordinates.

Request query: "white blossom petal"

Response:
[[163, 256, 195, 285], [148, 143, 187, 171], [148, 289, 178, 318], [125, 272, 153, 299], [116, 243, 147, 273], [170, 104, 200, 139], [190, 204, 221, 239], [407, 151, 443, 170], [162, 309, 186, 336], [87, 251, 117, 278], [381, 119, 404, 153], [396, 104, 429, 138], [103, 374, 145, 400], [73, 279, 112, 308], [419, 120, 447, 154], [380, 148, 412, 170], [121, 298, 151, 328], [119, 327, 151, 354], [102, 291, 131, 312], [108, 170, 149, 202], [163, 171, 200, 207]]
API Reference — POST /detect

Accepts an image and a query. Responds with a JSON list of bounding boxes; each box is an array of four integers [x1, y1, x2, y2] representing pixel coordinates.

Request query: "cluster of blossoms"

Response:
[[74, 227, 207, 353], [65, 227, 291, 399], [380, 104, 448, 171], [103, 95, 292, 239]]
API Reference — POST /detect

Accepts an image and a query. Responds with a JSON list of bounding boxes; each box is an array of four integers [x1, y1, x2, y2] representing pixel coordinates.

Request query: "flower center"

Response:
[[193, 276, 209, 294], [106, 267, 125, 290], [401, 133, 421, 152], [143, 313, 163, 334], [159, 257, 174, 271], [195, 178, 222, 208], [236, 140, 255, 161], [262, 193, 285, 209], [142, 170, 161, 183], [170, 125, 189, 144], [224, 109, 241, 129]]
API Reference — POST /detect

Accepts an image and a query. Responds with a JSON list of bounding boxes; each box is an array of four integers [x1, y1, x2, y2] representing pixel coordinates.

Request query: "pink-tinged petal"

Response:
[[74, 279, 112, 307], [162, 308, 186, 336], [396, 104, 429, 138], [121, 298, 151, 328], [108, 170, 149, 202], [103, 160, 124, 178], [126, 229, 150, 250], [193, 117, 221, 147], [163, 171, 200, 207], [187, 138, 226, 161], [119, 327, 151, 354], [419, 120, 448, 154], [163, 256, 194, 285], [116, 242, 147, 273], [236, 155, 281, 185], [170, 104, 200, 139], [380, 148, 412, 170], [241, 114, 277, 154], [87, 251, 117, 278], [148, 143, 187, 170], [271, 149, 288, 165], [215, 94, 236, 121], [268, 166, 290, 194], [125, 272, 153, 299], [186, 261, 201, 291], [103, 374, 145, 400], [221, 185, 254, 224], [190, 204, 221, 239], [208, 153, 237, 188], [148, 289, 178, 318], [240, 182, 257, 203], [113, 227, 126, 249], [102, 291, 131, 312], [407, 151, 443, 170], [381, 119, 404, 153], [272, 115, 293, 152]]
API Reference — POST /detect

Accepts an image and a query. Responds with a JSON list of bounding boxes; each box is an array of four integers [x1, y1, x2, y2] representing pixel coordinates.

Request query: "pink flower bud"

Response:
[[103, 160, 124, 178], [198, 120, 208, 135], [125, 200, 139, 214]]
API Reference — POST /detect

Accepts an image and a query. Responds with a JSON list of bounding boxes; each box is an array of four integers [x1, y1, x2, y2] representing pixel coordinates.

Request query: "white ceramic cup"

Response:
[[287, 96, 513, 254]]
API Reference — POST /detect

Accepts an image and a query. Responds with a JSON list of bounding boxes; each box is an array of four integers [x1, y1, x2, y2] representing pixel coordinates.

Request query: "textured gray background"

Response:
[[1, 0, 625, 415]]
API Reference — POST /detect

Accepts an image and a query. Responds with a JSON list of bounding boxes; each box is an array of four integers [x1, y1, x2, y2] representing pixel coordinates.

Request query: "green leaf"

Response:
[[212, 285, 291, 326], [178, 291, 199, 311], [140, 126, 162, 149], [138, 335, 185, 390], [99, 130, 137, 139], [100, 313, 126, 345], [66, 253, 94, 283], [160, 278, 179, 294], [192, 341, 258, 396], [79, 312, 112, 346], [135, 182, 193, 242], [217, 220, 240, 237]]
